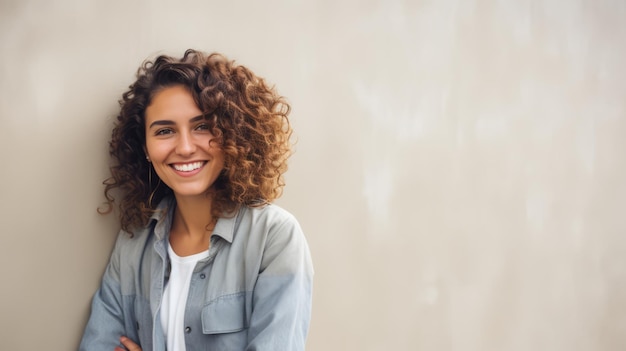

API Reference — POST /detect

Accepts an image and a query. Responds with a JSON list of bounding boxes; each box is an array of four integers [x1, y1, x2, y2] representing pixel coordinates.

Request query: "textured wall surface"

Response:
[[1, 0, 625, 350]]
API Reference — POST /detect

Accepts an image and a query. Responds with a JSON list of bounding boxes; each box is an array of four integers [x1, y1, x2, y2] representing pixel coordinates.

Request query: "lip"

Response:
[[169, 161, 207, 177]]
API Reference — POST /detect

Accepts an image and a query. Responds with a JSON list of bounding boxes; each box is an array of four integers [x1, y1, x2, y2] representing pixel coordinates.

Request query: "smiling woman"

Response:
[[145, 86, 226, 200], [79, 50, 313, 351]]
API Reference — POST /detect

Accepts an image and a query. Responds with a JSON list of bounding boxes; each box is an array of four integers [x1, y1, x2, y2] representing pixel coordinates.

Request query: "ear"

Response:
[[144, 146, 150, 162]]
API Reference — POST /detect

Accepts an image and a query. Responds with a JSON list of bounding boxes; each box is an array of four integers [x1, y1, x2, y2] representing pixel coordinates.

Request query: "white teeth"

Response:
[[173, 162, 204, 172]]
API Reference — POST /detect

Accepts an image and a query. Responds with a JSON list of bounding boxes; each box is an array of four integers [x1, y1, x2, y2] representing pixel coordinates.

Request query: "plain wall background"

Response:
[[1, 0, 626, 350]]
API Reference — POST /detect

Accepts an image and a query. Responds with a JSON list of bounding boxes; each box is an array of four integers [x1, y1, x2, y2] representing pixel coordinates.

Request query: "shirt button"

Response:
[[200, 273, 206, 279], [185, 326, 192, 333]]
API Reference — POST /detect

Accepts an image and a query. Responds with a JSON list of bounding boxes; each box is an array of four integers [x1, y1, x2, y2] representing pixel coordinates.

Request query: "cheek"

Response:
[[144, 139, 154, 157], [145, 140, 167, 160], [214, 152, 226, 170]]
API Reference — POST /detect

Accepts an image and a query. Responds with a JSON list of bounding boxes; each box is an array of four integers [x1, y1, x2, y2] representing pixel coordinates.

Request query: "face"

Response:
[[144, 85, 225, 200]]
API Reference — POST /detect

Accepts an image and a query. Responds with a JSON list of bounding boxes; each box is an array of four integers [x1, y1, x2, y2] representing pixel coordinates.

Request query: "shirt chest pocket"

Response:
[[201, 292, 247, 334]]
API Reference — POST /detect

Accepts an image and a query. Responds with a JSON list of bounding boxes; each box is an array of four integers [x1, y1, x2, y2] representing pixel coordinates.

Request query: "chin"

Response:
[[171, 187, 212, 198]]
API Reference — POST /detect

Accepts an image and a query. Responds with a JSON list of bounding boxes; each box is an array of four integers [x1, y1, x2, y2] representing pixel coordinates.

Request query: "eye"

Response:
[[195, 123, 210, 132], [155, 128, 174, 136]]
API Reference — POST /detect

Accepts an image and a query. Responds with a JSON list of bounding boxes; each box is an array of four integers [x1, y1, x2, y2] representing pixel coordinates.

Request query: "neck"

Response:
[[172, 194, 216, 239]]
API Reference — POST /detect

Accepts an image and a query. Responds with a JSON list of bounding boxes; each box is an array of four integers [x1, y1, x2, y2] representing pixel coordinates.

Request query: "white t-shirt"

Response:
[[161, 243, 209, 351]]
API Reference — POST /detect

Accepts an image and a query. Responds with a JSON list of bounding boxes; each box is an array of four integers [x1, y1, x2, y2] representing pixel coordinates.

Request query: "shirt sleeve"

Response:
[[79, 231, 128, 351], [246, 214, 314, 351]]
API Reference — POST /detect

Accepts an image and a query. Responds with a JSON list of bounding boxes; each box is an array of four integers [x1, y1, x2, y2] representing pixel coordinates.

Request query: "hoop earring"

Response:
[[148, 163, 161, 208]]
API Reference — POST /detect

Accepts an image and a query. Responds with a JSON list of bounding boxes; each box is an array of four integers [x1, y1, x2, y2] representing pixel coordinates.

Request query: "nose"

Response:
[[176, 131, 197, 156]]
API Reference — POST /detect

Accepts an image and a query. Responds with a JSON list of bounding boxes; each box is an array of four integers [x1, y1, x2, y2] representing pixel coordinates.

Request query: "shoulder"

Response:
[[242, 203, 298, 226], [110, 223, 156, 258], [227, 204, 305, 245], [241, 205, 313, 274], [237, 204, 303, 239]]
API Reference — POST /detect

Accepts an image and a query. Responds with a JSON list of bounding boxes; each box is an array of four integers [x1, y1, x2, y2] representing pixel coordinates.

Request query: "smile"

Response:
[[171, 161, 206, 172]]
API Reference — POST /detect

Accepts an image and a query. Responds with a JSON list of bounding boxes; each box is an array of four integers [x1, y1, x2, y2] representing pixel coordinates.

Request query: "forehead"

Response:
[[145, 85, 202, 123]]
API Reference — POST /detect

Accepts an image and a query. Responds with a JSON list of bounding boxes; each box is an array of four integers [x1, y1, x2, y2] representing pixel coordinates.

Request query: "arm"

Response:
[[79, 232, 130, 351], [246, 216, 314, 351]]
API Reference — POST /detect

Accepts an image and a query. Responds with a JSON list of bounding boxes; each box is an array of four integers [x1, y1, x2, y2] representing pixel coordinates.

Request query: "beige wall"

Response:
[[2, 0, 626, 350]]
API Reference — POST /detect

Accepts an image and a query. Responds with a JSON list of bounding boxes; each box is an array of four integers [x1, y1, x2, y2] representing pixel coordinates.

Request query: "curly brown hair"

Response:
[[101, 49, 292, 232]]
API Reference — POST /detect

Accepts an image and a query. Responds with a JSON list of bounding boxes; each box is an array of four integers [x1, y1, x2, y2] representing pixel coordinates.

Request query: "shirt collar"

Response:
[[149, 196, 240, 243], [212, 207, 240, 243], [150, 197, 175, 241]]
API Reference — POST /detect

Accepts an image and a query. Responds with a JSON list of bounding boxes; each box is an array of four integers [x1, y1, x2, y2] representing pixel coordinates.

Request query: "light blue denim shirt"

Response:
[[79, 197, 313, 351]]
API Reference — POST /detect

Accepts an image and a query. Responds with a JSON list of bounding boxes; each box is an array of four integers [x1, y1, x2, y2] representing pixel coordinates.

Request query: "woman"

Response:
[[80, 50, 313, 351]]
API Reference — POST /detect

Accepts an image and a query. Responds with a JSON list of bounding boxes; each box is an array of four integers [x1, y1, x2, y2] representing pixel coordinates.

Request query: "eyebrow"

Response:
[[148, 115, 205, 129]]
